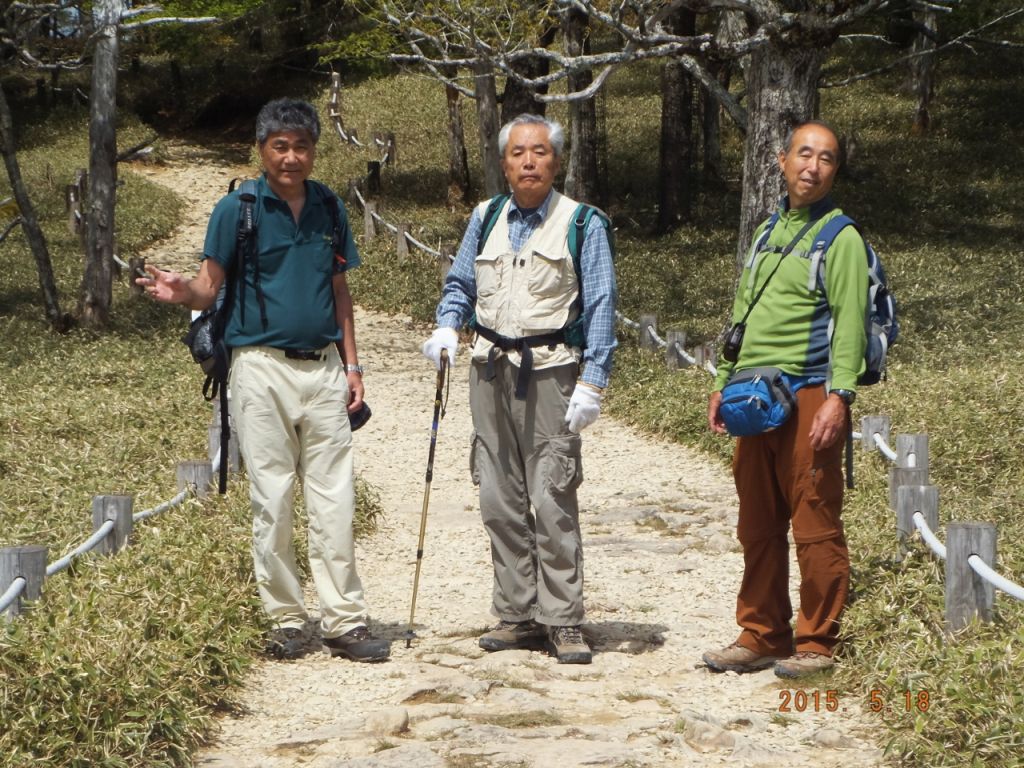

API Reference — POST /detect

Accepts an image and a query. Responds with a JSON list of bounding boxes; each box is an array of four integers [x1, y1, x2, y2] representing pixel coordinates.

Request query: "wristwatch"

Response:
[[832, 388, 856, 405], [345, 364, 364, 375]]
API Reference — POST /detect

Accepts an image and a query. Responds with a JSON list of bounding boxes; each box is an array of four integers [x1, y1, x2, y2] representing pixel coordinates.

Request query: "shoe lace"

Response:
[[555, 626, 584, 644]]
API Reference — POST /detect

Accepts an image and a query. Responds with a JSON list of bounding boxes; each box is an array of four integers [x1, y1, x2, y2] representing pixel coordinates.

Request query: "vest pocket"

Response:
[[474, 251, 502, 298], [529, 248, 569, 297]]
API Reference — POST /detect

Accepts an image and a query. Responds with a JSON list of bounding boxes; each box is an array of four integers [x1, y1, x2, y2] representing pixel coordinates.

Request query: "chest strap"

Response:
[[473, 323, 568, 400]]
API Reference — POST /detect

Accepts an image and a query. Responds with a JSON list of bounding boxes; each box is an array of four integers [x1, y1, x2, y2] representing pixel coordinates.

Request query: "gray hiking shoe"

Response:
[[478, 619, 546, 652], [774, 651, 835, 679], [702, 642, 783, 673], [323, 626, 391, 662], [266, 626, 309, 660], [546, 625, 592, 664]]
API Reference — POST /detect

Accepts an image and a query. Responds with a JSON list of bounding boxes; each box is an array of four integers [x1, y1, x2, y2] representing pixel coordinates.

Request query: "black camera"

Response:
[[722, 322, 746, 363]]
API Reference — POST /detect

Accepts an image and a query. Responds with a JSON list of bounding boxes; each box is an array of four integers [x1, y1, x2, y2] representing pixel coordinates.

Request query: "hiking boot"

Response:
[[266, 626, 308, 660], [323, 626, 391, 662], [546, 625, 592, 664], [478, 619, 546, 652], [774, 651, 835, 679], [702, 642, 782, 673]]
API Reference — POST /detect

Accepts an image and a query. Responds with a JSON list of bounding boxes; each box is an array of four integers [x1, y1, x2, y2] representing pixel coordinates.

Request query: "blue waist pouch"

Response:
[[719, 367, 799, 437]]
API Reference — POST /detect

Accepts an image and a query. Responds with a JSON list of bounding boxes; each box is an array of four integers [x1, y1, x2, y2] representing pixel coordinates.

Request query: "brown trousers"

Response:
[[732, 383, 850, 657]]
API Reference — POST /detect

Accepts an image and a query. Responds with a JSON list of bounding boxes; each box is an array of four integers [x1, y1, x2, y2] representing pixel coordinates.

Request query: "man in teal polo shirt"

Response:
[[139, 98, 389, 663]]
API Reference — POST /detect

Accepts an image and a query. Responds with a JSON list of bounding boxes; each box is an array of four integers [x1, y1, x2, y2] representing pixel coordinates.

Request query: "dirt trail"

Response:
[[135, 145, 884, 768]]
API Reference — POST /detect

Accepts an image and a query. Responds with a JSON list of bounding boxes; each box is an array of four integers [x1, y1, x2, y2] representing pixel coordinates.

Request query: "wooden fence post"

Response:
[[177, 461, 213, 500], [896, 484, 939, 556], [945, 522, 997, 631], [364, 199, 378, 242], [665, 330, 688, 370], [385, 131, 397, 167], [693, 344, 716, 368], [366, 161, 382, 196], [0, 546, 47, 618], [440, 244, 455, 285], [889, 466, 929, 510], [91, 495, 134, 555], [860, 415, 891, 452], [129, 257, 145, 296], [639, 313, 658, 351], [347, 179, 362, 208], [396, 223, 411, 263], [897, 433, 929, 471]]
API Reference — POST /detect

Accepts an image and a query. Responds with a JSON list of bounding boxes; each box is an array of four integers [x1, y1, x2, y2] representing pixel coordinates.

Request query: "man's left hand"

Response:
[[346, 370, 365, 414], [808, 394, 848, 450], [565, 383, 602, 433]]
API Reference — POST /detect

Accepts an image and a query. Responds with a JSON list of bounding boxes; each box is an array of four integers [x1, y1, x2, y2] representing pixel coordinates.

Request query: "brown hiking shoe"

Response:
[[774, 651, 835, 679], [702, 642, 783, 673], [546, 625, 592, 664], [479, 619, 546, 651]]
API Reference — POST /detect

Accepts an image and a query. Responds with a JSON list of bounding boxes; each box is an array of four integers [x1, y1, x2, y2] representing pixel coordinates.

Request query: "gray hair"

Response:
[[498, 114, 565, 157], [255, 98, 321, 145], [782, 120, 839, 157]]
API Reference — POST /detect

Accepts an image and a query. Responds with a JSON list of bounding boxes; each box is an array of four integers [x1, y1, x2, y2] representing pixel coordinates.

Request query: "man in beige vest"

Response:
[[422, 114, 618, 664]]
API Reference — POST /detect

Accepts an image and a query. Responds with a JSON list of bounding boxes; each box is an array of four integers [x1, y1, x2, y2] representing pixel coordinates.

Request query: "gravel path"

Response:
[[135, 145, 884, 768]]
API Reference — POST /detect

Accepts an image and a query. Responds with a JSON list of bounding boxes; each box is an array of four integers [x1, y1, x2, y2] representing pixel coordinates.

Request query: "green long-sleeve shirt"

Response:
[[714, 196, 869, 392]]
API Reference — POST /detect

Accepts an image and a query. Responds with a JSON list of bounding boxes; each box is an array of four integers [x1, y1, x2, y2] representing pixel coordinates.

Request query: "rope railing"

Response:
[[1, 451, 220, 620]]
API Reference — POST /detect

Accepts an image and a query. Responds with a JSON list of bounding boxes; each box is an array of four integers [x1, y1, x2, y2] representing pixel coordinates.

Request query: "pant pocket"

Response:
[[546, 434, 583, 496], [469, 430, 482, 487]]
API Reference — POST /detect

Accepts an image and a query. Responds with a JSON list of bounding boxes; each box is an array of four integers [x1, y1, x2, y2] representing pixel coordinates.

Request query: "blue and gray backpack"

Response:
[[754, 213, 898, 386]]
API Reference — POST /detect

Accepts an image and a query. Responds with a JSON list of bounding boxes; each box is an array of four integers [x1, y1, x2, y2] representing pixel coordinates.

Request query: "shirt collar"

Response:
[[508, 189, 556, 223], [779, 194, 836, 222]]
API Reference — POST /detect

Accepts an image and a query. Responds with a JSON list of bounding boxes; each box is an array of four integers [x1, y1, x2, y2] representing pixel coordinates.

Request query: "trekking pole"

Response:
[[405, 349, 448, 648]]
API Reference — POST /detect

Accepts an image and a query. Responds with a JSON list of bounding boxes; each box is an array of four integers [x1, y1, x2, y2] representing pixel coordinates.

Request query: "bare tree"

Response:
[[0, 81, 71, 331], [657, 7, 696, 232]]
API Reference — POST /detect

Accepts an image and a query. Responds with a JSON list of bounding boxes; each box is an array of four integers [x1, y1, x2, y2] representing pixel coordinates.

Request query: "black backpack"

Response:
[[181, 179, 347, 493]]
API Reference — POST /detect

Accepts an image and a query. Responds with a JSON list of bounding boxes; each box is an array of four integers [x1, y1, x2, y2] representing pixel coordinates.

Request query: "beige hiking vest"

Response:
[[471, 191, 582, 372]]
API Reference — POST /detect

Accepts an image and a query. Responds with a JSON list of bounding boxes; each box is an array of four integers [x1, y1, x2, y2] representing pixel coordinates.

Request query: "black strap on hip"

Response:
[[474, 323, 566, 400]]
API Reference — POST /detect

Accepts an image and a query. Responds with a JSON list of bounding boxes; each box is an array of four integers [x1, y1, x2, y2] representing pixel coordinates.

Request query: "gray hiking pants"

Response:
[[468, 356, 585, 626]]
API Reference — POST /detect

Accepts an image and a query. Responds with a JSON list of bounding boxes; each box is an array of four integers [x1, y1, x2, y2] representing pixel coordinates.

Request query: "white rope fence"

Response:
[[1, 459, 216, 619]]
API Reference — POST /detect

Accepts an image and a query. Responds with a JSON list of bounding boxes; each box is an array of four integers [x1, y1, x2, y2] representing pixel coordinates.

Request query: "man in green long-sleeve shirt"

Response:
[[703, 121, 869, 679]]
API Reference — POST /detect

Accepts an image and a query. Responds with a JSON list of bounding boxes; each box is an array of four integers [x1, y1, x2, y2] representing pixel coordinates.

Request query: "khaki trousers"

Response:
[[469, 357, 585, 626], [229, 345, 367, 638], [732, 383, 850, 657]]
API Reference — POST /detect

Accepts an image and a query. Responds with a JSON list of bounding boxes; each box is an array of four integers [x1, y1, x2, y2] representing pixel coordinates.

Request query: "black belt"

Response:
[[474, 324, 566, 401], [281, 348, 324, 361]]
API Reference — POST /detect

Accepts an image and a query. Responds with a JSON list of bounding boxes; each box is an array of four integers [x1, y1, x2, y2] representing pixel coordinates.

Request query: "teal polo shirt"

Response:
[[202, 174, 360, 349]]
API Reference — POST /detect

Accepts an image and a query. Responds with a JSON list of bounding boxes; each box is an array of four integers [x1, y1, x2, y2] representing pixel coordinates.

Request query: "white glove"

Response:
[[422, 326, 458, 370], [565, 383, 603, 434]]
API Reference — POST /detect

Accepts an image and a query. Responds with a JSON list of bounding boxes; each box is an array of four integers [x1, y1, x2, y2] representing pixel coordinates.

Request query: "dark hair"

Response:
[[255, 98, 321, 145]]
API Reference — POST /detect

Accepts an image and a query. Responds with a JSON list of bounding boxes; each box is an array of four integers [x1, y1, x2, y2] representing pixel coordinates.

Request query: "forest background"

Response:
[[0, 1, 1022, 766]]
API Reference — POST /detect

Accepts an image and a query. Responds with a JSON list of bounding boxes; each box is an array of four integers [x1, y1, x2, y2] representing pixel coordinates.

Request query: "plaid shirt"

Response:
[[436, 190, 617, 388]]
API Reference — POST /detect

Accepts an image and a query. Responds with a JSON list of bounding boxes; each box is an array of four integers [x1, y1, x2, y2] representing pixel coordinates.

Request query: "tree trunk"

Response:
[[473, 58, 505, 199], [700, 61, 728, 183], [500, 26, 557, 123], [563, 8, 601, 206], [657, 9, 696, 232], [0, 82, 70, 332], [736, 41, 826, 264], [910, 9, 938, 135], [80, 0, 120, 327], [443, 66, 471, 205]]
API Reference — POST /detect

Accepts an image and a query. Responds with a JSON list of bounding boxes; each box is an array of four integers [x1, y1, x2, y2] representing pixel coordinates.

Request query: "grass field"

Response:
[[1, 19, 1022, 766]]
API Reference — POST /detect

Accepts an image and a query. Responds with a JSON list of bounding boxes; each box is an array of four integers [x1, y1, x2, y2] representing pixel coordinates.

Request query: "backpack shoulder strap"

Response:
[[567, 203, 612, 278], [476, 194, 511, 256], [809, 214, 860, 292], [745, 212, 780, 291], [309, 180, 347, 261]]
